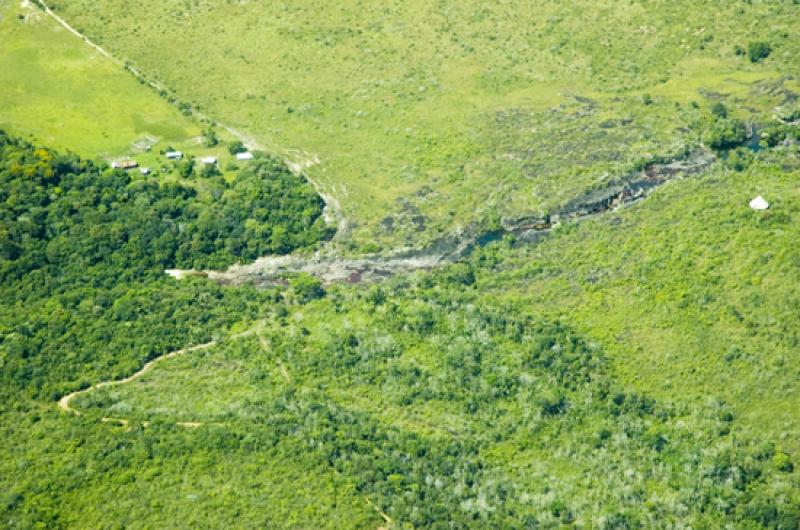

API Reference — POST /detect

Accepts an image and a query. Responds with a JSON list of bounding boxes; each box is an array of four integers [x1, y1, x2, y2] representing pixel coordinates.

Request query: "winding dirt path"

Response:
[[58, 341, 216, 415], [59, 327, 260, 424]]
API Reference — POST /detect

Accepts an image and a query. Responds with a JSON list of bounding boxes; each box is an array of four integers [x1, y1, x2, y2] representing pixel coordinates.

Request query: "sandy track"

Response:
[[58, 341, 217, 415], [58, 327, 259, 423]]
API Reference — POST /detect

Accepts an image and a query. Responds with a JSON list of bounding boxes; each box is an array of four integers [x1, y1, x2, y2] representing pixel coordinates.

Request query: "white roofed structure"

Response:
[[749, 196, 769, 210]]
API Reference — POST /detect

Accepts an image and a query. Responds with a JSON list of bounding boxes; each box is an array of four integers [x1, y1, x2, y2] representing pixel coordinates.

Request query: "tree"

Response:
[[177, 159, 195, 178], [289, 273, 325, 303], [199, 162, 221, 178], [710, 102, 729, 119], [203, 126, 219, 147], [703, 118, 747, 150], [228, 140, 247, 155]]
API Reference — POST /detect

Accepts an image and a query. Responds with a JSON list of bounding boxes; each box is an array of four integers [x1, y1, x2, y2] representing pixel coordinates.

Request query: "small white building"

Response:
[[139, 167, 151, 175], [749, 196, 770, 210], [236, 151, 254, 161], [200, 156, 218, 165], [166, 151, 183, 160]]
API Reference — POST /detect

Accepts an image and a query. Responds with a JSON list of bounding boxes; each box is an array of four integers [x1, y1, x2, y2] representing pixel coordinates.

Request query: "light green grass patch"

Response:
[[0, 1, 204, 162], [490, 152, 800, 447]]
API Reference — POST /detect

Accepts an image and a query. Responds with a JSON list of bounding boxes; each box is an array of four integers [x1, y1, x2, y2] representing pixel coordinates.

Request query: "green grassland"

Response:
[[50, 0, 800, 247], [0, 0, 256, 182], [489, 148, 800, 448], [3, 0, 800, 527], [72, 171, 800, 524]]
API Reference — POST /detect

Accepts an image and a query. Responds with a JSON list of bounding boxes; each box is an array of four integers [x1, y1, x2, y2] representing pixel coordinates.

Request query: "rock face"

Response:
[[749, 196, 770, 210], [165, 269, 208, 280], [169, 148, 717, 287]]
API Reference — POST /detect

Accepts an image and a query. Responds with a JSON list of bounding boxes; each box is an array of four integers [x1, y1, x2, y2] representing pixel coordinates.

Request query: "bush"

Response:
[[199, 163, 221, 178], [710, 102, 729, 119], [703, 118, 747, 150], [774, 452, 794, 473], [725, 148, 752, 172], [204, 127, 219, 147], [177, 159, 195, 178], [748, 41, 772, 63]]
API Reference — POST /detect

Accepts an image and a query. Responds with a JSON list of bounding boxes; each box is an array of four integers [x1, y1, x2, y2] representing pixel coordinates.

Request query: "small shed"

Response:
[[166, 151, 183, 160], [139, 167, 151, 175], [200, 156, 218, 165], [112, 160, 138, 170], [236, 151, 254, 161]]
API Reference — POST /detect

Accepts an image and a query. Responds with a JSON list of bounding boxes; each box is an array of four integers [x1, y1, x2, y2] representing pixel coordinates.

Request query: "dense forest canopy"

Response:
[[0, 130, 329, 400], [0, 130, 331, 283]]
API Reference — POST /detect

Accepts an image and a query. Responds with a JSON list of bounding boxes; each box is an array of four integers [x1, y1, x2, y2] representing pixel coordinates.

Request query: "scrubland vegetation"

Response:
[[48, 0, 800, 248], [2, 0, 800, 528]]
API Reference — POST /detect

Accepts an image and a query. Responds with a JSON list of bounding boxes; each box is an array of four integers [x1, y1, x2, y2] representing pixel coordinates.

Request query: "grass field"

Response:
[[0, 0, 253, 177], [71, 152, 800, 521], [73, 147, 800, 441], [50, 0, 800, 247]]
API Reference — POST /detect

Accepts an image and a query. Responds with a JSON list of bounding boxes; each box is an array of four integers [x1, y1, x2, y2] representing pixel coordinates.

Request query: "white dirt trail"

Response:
[[58, 327, 260, 423], [57, 342, 216, 415]]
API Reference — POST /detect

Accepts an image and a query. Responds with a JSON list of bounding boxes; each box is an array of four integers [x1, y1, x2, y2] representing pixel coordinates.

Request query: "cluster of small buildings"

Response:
[[109, 147, 254, 175], [112, 159, 151, 175]]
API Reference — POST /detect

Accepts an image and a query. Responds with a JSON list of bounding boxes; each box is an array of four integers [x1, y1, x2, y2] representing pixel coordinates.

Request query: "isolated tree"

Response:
[[228, 140, 247, 155], [710, 102, 729, 119], [203, 126, 219, 147]]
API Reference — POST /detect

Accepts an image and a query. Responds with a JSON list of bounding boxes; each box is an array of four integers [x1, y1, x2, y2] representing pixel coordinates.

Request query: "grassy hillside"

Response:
[[489, 147, 800, 448], [6, 140, 800, 527], [71, 191, 800, 526], [50, 0, 800, 247], [0, 0, 195, 158]]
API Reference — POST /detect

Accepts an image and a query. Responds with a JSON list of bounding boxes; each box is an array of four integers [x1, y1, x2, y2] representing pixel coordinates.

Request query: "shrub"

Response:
[[748, 41, 772, 63], [537, 390, 568, 416], [710, 102, 729, 119], [203, 127, 219, 147], [177, 159, 195, 178], [774, 452, 794, 473], [703, 118, 747, 150], [199, 162, 220, 178]]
